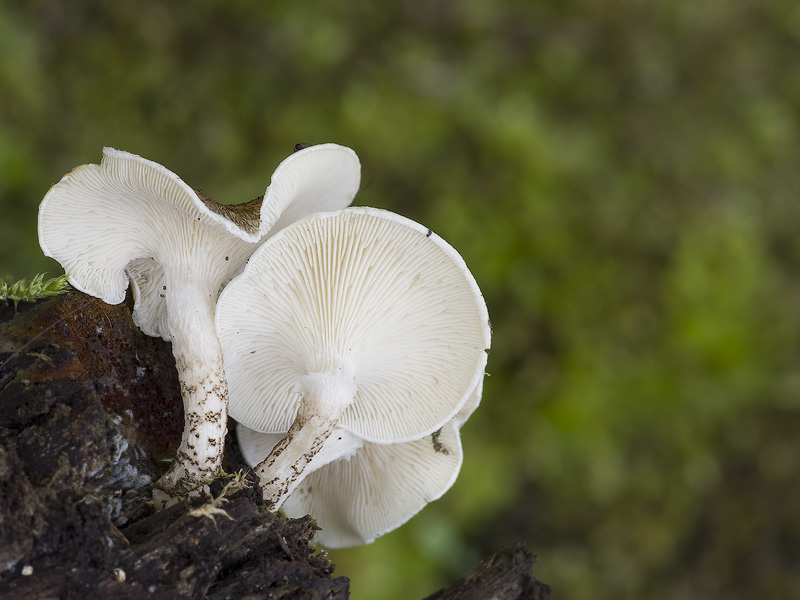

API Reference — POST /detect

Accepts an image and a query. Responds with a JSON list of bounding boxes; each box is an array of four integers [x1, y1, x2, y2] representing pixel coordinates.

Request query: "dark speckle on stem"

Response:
[[431, 428, 450, 454]]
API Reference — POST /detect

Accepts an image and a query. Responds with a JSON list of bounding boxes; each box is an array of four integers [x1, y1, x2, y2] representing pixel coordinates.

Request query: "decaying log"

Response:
[[0, 290, 548, 599], [0, 291, 347, 599], [0, 474, 348, 599], [424, 543, 550, 600]]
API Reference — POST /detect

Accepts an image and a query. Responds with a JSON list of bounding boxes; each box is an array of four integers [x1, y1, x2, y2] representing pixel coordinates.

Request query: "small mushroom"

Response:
[[216, 207, 491, 509], [235, 380, 483, 547], [38, 145, 360, 486]]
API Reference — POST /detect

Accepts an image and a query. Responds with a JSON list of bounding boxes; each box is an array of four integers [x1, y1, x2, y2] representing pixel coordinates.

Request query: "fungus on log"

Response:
[[37, 144, 361, 487], [0, 290, 547, 599], [0, 291, 348, 599], [217, 207, 491, 510]]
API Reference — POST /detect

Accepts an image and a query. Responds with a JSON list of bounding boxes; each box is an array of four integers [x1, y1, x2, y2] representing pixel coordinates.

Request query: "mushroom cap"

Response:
[[38, 147, 262, 304], [236, 377, 484, 547], [217, 207, 491, 443], [126, 257, 170, 338], [259, 143, 361, 237], [39, 145, 361, 340], [236, 406, 467, 547], [454, 375, 483, 428], [126, 143, 361, 338]]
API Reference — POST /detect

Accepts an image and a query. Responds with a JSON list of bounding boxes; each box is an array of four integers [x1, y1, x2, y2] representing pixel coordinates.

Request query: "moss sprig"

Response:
[[0, 273, 71, 310]]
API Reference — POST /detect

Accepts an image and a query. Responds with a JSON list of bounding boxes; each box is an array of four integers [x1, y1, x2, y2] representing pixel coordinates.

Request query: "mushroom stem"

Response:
[[159, 286, 229, 487], [255, 372, 359, 510]]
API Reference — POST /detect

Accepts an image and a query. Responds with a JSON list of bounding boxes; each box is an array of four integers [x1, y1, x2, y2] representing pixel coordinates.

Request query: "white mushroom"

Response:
[[216, 207, 491, 509], [236, 379, 484, 547], [38, 145, 360, 487]]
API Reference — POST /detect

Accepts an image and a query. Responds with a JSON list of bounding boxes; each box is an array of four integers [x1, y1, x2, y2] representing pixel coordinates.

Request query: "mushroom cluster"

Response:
[[37, 144, 490, 546], [38, 144, 360, 488], [215, 207, 490, 544]]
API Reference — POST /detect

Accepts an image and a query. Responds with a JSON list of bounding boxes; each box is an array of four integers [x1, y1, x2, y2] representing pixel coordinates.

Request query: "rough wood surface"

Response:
[[0, 290, 548, 599], [424, 543, 550, 600], [0, 291, 348, 599]]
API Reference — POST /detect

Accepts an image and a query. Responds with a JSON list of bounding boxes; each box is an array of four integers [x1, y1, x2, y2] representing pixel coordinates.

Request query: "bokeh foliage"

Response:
[[2, 1, 800, 598]]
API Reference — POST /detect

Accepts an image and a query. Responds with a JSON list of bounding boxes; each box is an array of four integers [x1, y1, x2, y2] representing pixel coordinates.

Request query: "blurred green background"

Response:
[[2, 1, 800, 598]]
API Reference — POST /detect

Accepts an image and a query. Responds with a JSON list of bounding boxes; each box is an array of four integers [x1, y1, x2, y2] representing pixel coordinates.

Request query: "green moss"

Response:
[[0, 273, 70, 310]]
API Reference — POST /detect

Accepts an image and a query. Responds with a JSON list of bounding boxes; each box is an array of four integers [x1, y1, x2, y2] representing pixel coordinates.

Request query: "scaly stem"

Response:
[[160, 287, 228, 487], [255, 372, 358, 510]]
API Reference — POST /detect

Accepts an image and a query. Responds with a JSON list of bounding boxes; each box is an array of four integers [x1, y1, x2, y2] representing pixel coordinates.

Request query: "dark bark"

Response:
[[0, 476, 349, 599], [0, 290, 547, 599], [0, 291, 347, 599], [424, 544, 551, 600]]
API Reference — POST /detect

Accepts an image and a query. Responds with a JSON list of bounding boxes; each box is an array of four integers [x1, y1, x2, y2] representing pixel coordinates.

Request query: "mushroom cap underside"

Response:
[[217, 206, 491, 443], [38, 144, 361, 338], [236, 420, 464, 548], [260, 143, 361, 237], [38, 147, 264, 306]]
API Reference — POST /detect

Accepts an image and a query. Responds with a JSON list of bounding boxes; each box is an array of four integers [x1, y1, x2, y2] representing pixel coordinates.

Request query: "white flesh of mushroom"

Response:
[[38, 145, 361, 488], [216, 207, 491, 510]]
